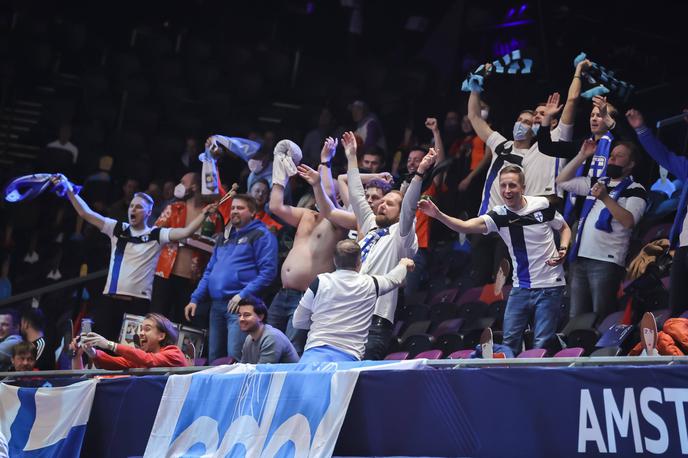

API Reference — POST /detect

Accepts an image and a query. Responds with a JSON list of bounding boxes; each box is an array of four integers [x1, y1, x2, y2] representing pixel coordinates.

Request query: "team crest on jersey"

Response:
[[534, 211, 543, 222], [141, 234, 149, 242], [238, 236, 248, 244], [495, 206, 508, 215]]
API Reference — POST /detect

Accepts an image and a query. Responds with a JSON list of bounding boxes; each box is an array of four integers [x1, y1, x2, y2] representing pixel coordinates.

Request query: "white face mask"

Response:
[[248, 159, 264, 174], [174, 183, 187, 199], [512, 121, 531, 141], [480, 108, 489, 120]]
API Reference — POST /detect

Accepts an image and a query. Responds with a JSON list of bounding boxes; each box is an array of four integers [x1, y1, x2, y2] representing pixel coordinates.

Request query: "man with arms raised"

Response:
[[268, 139, 347, 353], [342, 131, 432, 359], [419, 165, 571, 356], [54, 174, 215, 340]]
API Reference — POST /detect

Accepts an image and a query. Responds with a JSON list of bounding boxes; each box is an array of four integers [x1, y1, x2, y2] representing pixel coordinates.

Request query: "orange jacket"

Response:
[[94, 344, 188, 369]]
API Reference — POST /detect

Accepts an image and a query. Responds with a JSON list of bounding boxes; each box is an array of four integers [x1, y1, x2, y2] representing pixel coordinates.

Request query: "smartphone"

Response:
[[81, 318, 93, 336]]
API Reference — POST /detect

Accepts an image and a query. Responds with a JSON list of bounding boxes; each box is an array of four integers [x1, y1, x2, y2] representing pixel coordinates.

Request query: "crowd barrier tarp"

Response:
[[6, 363, 688, 457], [0, 379, 97, 458], [144, 360, 425, 458]]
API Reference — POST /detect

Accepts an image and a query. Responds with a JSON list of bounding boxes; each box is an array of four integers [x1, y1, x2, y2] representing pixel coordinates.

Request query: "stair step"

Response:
[[2, 107, 41, 116], [0, 115, 38, 125], [16, 100, 43, 108], [8, 143, 41, 151], [7, 151, 38, 160]]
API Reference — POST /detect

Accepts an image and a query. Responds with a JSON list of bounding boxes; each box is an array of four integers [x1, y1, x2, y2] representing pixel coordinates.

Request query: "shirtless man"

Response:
[[268, 138, 347, 353]]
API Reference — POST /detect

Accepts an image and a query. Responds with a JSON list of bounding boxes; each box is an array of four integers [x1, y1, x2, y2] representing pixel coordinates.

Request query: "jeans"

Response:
[[208, 300, 247, 362], [299, 345, 358, 363], [569, 257, 625, 319], [363, 322, 394, 360], [267, 288, 307, 354], [503, 286, 565, 356], [670, 246, 688, 317], [405, 248, 427, 297]]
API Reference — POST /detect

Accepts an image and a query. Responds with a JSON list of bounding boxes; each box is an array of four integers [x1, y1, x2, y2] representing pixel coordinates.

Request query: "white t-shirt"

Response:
[[101, 219, 171, 299], [559, 177, 647, 266], [293, 266, 407, 359], [481, 196, 566, 288], [481, 123, 572, 215], [680, 210, 688, 248]]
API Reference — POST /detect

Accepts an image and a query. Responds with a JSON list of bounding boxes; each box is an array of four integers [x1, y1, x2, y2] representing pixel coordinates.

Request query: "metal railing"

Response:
[[0, 269, 107, 309]]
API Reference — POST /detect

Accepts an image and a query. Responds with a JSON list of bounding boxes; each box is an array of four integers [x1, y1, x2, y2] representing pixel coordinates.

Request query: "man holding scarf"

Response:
[[556, 133, 647, 319]]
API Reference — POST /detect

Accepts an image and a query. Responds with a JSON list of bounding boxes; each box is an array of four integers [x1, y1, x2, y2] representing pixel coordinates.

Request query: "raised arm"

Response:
[[338, 171, 393, 208], [319, 137, 339, 206], [556, 139, 596, 184], [343, 131, 376, 232], [269, 182, 307, 227], [425, 118, 446, 187], [167, 204, 218, 241], [52, 175, 108, 230], [560, 59, 590, 125], [627, 109, 688, 178], [418, 198, 487, 234], [400, 149, 437, 237], [467, 90, 495, 142], [373, 258, 415, 296], [298, 164, 357, 230]]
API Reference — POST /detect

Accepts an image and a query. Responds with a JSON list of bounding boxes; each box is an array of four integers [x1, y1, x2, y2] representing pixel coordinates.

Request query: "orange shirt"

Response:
[[415, 182, 447, 249], [449, 135, 485, 170]]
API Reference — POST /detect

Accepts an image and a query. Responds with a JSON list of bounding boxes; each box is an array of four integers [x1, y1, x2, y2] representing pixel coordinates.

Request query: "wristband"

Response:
[[108, 341, 116, 352], [413, 171, 424, 179], [558, 246, 568, 252], [320, 161, 331, 168], [573, 75, 581, 79]]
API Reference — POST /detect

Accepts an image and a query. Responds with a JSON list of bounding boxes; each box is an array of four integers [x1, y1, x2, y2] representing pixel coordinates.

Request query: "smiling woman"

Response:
[[71, 313, 188, 369]]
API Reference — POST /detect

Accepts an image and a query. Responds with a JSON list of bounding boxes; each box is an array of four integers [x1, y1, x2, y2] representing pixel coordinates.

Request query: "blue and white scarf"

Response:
[[360, 227, 390, 262], [4, 173, 81, 203]]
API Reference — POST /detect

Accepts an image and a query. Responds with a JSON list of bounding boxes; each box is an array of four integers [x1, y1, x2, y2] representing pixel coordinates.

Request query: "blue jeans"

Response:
[[300, 345, 358, 363], [569, 257, 625, 319], [267, 288, 307, 354], [208, 300, 247, 362], [503, 286, 564, 356]]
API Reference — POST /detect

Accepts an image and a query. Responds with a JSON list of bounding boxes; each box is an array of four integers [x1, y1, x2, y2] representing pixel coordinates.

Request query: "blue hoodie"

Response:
[[190, 219, 277, 304]]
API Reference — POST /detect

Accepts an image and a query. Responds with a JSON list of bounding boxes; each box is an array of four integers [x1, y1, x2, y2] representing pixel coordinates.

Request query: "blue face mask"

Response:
[[513, 121, 531, 141], [531, 123, 540, 136]]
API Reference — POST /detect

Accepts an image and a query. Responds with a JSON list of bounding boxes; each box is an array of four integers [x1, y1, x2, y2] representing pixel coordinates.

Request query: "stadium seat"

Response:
[[401, 334, 434, 358], [431, 318, 463, 338], [561, 312, 598, 336], [590, 347, 622, 357], [210, 356, 236, 366], [565, 329, 600, 356], [193, 358, 207, 366], [486, 300, 507, 329], [429, 287, 460, 305], [456, 301, 487, 322], [517, 348, 547, 358], [429, 302, 458, 323], [457, 287, 483, 305], [553, 347, 584, 358], [414, 349, 443, 360], [384, 351, 409, 360], [640, 223, 672, 246], [596, 311, 625, 333], [398, 320, 431, 342], [433, 334, 463, 357], [447, 349, 473, 359]]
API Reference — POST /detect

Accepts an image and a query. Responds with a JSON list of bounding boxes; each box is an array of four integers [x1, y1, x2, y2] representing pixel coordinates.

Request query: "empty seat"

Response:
[[596, 310, 625, 333], [447, 349, 473, 359], [401, 334, 434, 358], [457, 287, 483, 305], [590, 347, 622, 357], [517, 348, 547, 358], [429, 287, 459, 305], [384, 351, 409, 360], [398, 320, 431, 343], [565, 329, 600, 356], [456, 301, 487, 322], [210, 356, 236, 365], [433, 334, 463, 357], [553, 347, 584, 358], [561, 312, 597, 336], [431, 318, 463, 338], [429, 303, 458, 324], [414, 349, 443, 360]]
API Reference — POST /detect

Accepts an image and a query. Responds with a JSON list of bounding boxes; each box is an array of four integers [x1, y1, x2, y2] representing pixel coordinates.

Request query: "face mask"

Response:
[[173, 183, 186, 199], [531, 123, 540, 136], [480, 109, 489, 120], [513, 122, 530, 141], [248, 159, 264, 174], [606, 164, 624, 179]]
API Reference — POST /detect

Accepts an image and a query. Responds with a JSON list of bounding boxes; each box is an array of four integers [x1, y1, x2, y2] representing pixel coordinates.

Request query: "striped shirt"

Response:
[[481, 196, 566, 288], [101, 219, 171, 299]]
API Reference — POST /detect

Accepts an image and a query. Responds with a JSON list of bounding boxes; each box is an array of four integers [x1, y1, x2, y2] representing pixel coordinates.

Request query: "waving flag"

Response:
[[4, 173, 82, 203], [0, 379, 98, 457], [144, 360, 424, 458]]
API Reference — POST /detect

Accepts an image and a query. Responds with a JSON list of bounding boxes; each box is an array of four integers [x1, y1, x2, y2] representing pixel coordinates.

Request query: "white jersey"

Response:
[[481, 123, 572, 215], [293, 266, 407, 359], [101, 219, 171, 299], [481, 196, 566, 288], [559, 176, 647, 266]]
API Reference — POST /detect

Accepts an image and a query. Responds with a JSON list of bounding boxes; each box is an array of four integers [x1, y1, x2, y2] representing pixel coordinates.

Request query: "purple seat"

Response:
[[447, 349, 474, 359], [596, 311, 625, 333], [431, 318, 464, 338], [414, 349, 443, 360], [553, 347, 584, 358], [640, 223, 672, 246], [193, 357, 207, 366], [681, 310, 688, 319], [384, 351, 409, 360], [210, 356, 236, 366], [517, 348, 547, 358], [429, 288, 460, 305], [457, 287, 483, 306], [661, 276, 670, 290]]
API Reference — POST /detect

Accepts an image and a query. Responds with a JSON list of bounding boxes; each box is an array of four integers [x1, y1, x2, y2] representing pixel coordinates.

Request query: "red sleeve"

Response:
[[95, 345, 188, 369]]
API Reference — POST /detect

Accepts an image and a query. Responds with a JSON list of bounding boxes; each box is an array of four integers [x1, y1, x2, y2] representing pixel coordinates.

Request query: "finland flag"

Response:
[[0, 379, 97, 457]]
